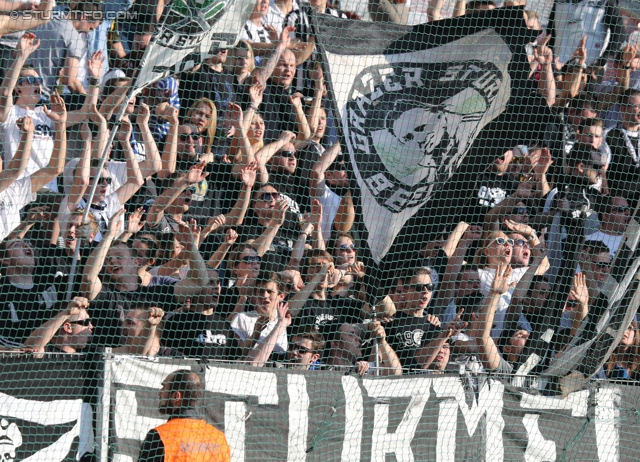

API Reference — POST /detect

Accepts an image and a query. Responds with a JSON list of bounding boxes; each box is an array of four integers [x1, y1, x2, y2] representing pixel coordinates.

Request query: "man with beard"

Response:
[[138, 370, 231, 462], [310, 142, 355, 239], [162, 269, 239, 359]]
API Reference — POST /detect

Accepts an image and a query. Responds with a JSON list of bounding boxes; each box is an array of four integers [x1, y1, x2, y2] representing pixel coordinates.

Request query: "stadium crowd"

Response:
[[0, 0, 639, 386]]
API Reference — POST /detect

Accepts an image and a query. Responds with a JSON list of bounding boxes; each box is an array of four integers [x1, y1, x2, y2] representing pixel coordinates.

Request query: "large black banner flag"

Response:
[[313, 8, 552, 300]]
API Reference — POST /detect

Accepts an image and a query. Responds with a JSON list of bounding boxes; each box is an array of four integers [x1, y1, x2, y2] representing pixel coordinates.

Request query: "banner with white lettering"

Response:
[[132, 0, 254, 89], [312, 8, 553, 300], [0, 357, 93, 462], [109, 357, 640, 462]]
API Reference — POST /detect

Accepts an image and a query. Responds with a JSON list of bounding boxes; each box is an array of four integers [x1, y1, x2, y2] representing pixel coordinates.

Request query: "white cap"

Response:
[[100, 69, 127, 94]]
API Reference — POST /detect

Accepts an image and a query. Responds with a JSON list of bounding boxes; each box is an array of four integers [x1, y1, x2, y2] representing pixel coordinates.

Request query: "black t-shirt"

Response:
[[386, 311, 442, 370], [179, 66, 237, 119], [0, 272, 62, 346], [466, 171, 518, 224], [217, 286, 240, 319], [162, 311, 239, 359], [235, 211, 300, 273], [261, 82, 298, 143], [605, 127, 640, 206], [89, 282, 177, 347], [290, 296, 363, 338]]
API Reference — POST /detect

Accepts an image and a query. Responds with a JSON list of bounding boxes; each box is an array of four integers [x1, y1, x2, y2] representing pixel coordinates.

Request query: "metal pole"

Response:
[[371, 304, 380, 376]]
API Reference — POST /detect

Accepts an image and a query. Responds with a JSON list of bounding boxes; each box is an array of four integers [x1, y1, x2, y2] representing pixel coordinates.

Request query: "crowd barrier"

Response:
[[1, 355, 639, 461]]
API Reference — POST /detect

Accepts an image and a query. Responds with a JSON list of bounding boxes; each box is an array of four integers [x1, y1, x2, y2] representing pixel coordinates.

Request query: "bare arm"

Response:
[[333, 192, 355, 234], [226, 163, 257, 226], [67, 123, 92, 212], [253, 26, 293, 88], [453, 0, 465, 17], [31, 97, 66, 192], [368, 0, 409, 24], [0, 33, 40, 123], [113, 120, 144, 205], [157, 107, 179, 179], [173, 223, 210, 304], [80, 210, 125, 300], [207, 229, 238, 269], [309, 142, 341, 198], [23, 297, 89, 353], [535, 36, 556, 107], [0, 117, 33, 193], [0, 0, 53, 35], [252, 131, 296, 184], [290, 92, 311, 141], [287, 264, 328, 318], [427, 0, 444, 21], [136, 103, 163, 178], [370, 322, 403, 376], [248, 302, 291, 367], [287, 223, 313, 271]]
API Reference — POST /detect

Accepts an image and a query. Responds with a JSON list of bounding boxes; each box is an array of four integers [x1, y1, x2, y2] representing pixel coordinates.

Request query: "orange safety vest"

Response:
[[154, 418, 231, 462]]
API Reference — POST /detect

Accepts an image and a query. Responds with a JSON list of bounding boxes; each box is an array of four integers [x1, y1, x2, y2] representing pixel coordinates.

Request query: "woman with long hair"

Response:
[[185, 98, 217, 159], [605, 322, 640, 381]]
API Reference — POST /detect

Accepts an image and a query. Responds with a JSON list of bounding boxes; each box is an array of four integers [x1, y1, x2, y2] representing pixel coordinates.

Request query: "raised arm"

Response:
[[65, 51, 104, 127], [368, 0, 409, 24], [23, 297, 89, 354], [306, 65, 324, 136], [0, 33, 39, 123], [0, 117, 33, 193], [287, 264, 329, 318], [253, 131, 296, 184], [207, 229, 238, 269], [80, 210, 125, 300], [252, 199, 288, 256], [157, 106, 180, 179], [289, 92, 311, 141], [114, 120, 144, 205], [31, 94, 67, 192], [310, 142, 341, 198], [226, 163, 257, 226], [469, 265, 515, 371], [288, 222, 314, 271], [135, 102, 163, 178], [173, 222, 210, 304], [248, 302, 291, 367], [0, 0, 53, 36], [534, 35, 556, 107], [253, 26, 293, 88], [437, 223, 482, 306], [66, 123, 92, 212], [370, 322, 403, 376], [147, 162, 209, 227]]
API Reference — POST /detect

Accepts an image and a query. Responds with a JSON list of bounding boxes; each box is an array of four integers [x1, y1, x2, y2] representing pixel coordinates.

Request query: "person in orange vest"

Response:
[[138, 369, 231, 462]]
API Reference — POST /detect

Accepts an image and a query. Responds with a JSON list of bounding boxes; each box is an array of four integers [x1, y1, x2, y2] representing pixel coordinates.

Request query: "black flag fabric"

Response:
[[312, 8, 553, 301]]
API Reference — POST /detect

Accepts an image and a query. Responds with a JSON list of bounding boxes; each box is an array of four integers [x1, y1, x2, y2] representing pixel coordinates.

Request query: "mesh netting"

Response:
[[0, 0, 639, 459]]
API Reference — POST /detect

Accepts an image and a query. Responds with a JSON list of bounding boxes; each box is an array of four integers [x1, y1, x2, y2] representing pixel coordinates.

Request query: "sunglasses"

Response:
[[92, 177, 113, 185], [511, 207, 529, 215], [614, 206, 630, 213], [241, 255, 261, 264], [494, 237, 515, 246], [179, 133, 202, 141], [289, 344, 314, 354], [277, 150, 296, 158], [17, 76, 43, 86], [592, 261, 610, 270], [340, 244, 356, 251], [68, 318, 92, 327], [258, 192, 280, 202], [412, 283, 434, 292], [513, 239, 530, 248]]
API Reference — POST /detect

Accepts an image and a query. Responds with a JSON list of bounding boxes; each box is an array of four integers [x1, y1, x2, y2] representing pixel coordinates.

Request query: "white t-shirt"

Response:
[[586, 231, 623, 259], [316, 181, 341, 241], [231, 311, 288, 353], [0, 106, 56, 190], [478, 266, 529, 340], [57, 192, 123, 242], [265, 0, 300, 33], [240, 20, 271, 43], [0, 177, 35, 241], [62, 158, 127, 196]]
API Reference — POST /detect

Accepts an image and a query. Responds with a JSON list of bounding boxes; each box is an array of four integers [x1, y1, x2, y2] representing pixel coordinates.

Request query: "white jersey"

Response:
[[0, 177, 35, 242], [478, 266, 529, 339], [231, 311, 288, 353], [57, 192, 124, 243]]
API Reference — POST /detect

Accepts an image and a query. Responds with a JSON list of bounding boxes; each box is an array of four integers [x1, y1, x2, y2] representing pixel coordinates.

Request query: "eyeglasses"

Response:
[[68, 318, 92, 327], [412, 283, 434, 292], [513, 239, 530, 248], [277, 150, 296, 158], [92, 177, 113, 185], [613, 206, 630, 213], [339, 244, 356, 251], [510, 207, 529, 215], [494, 237, 515, 246], [241, 255, 261, 264], [179, 133, 202, 141], [289, 344, 314, 354], [258, 192, 280, 202], [17, 76, 43, 86]]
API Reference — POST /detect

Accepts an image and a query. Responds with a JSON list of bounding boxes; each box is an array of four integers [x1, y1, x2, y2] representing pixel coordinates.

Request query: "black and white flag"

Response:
[[313, 8, 552, 299]]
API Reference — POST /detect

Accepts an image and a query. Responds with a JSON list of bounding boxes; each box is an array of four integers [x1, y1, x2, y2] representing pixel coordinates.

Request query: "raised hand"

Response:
[[443, 312, 468, 337], [204, 214, 226, 235], [277, 301, 291, 326], [107, 209, 125, 237], [17, 32, 40, 56], [308, 62, 324, 91], [240, 161, 257, 188], [310, 198, 323, 225], [116, 118, 132, 142], [224, 228, 238, 245], [185, 161, 209, 184], [88, 51, 105, 79], [272, 199, 289, 227], [278, 25, 295, 49], [64, 297, 89, 316], [426, 314, 441, 328], [504, 219, 536, 240], [370, 321, 386, 342], [462, 224, 483, 242], [534, 33, 553, 66], [189, 218, 202, 248], [44, 93, 67, 125], [16, 116, 34, 133], [136, 102, 151, 127], [265, 24, 279, 42], [25, 206, 50, 223], [249, 84, 264, 107], [175, 221, 196, 247], [570, 272, 589, 308], [355, 360, 370, 375], [490, 265, 515, 295], [127, 208, 146, 234], [572, 35, 588, 66], [227, 102, 244, 129], [289, 92, 304, 110], [278, 130, 296, 143], [147, 307, 165, 326]]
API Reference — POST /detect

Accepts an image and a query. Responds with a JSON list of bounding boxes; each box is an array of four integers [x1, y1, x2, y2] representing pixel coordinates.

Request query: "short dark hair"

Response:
[[567, 96, 596, 113], [291, 329, 326, 352], [527, 275, 550, 298], [577, 117, 604, 133], [583, 240, 611, 257], [301, 249, 333, 280], [467, 0, 495, 9], [326, 232, 355, 257], [403, 266, 432, 285], [256, 271, 283, 293], [169, 370, 204, 409], [620, 88, 640, 107]]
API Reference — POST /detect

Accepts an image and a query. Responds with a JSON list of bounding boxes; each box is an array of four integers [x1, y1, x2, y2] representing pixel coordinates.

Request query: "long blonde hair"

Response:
[[231, 112, 264, 163], [473, 231, 506, 267], [186, 98, 217, 155]]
